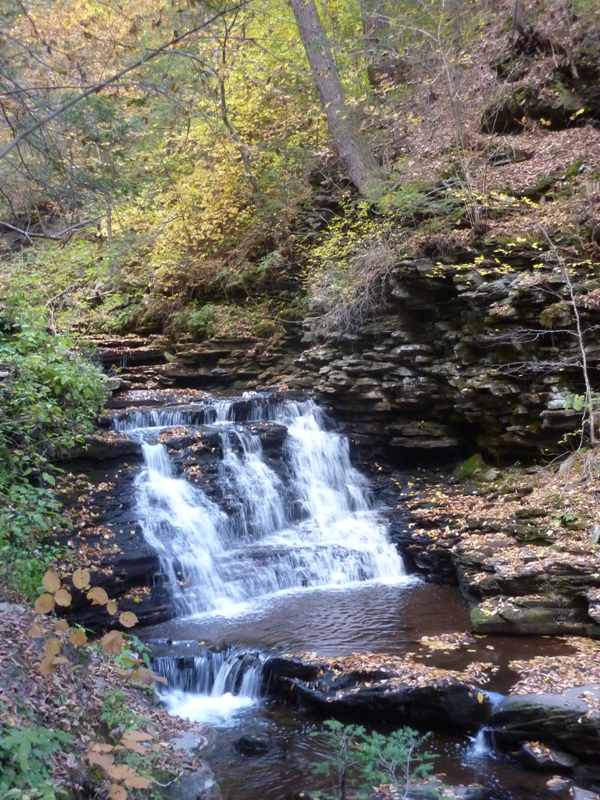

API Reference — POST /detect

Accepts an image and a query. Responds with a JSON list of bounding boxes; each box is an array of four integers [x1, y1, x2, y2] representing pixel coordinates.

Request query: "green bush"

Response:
[[0, 723, 72, 800], [310, 719, 437, 800], [0, 319, 106, 600]]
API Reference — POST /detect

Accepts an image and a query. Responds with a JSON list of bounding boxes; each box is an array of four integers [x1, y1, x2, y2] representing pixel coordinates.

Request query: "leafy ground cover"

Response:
[[0, 602, 211, 799], [0, 317, 107, 602]]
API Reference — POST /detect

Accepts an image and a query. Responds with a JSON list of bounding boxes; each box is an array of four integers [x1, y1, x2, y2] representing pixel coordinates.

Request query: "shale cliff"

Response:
[[91, 250, 600, 464]]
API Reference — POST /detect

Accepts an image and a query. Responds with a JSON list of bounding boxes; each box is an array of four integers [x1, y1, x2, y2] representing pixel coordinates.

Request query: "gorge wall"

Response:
[[92, 249, 600, 463]]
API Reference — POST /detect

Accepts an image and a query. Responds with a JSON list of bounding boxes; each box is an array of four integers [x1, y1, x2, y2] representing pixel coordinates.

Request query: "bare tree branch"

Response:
[[0, 1, 249, 162], [0, 217, 100, 240]]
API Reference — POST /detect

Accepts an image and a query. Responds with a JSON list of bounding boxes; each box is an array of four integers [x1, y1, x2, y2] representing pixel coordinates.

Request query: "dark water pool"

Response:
[[143, 580, 576, 800]]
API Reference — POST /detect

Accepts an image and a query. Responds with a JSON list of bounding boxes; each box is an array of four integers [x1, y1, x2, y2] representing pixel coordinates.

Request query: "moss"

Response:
[[453, 453, 487, 481]]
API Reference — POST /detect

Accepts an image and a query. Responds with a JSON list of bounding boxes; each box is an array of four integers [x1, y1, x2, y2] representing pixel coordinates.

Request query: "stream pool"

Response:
[[110, 393, 580, 799]]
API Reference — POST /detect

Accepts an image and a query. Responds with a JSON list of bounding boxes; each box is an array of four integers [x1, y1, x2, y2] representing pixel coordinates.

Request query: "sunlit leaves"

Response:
[[119, 611, 138, 628], [72, 567, 91, 590]]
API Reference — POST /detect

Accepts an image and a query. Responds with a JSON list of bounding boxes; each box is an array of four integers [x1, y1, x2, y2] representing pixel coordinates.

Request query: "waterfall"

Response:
[[153, 649, 264, 726], [120, 394, 408, 617], [468, 728, 495, 758]]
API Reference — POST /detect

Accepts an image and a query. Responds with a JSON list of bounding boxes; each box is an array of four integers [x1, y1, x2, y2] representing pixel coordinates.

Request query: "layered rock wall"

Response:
[[94, 253, 600, 462]]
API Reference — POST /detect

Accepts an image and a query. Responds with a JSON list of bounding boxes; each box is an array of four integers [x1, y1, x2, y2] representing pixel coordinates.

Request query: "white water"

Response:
[[120, 394, 409, 721], [126, 396, 408, 618], [468, 728, 495, 758], [154, 649, 263, 726]]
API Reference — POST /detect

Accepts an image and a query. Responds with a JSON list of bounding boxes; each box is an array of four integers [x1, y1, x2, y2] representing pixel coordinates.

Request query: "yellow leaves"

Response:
[[136, 667, 168, 686], [54, 588, 72, 607], [87, 749, 116, 770], [102, 630, 125, 655], [69, 627, 87, 646], [108, 764, 152, 789], [26, 622, 45, 638], [477, 691, 484, 704], [43, 637, 62, 657], [87, 586, 109, 606], [107, 600, 119, 615], [72, 568, 91, 590], [42, 570, 61, 594], [121, 730, 152, 755], [87, 736, 154, 796], [119, 611, 138, 628], [38, 656, 59, 676], [35, 594, 56, 614]]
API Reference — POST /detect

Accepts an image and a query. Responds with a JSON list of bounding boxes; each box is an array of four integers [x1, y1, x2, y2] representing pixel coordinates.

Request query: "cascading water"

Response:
[[117, 393, 410, 723], [120, 395, 408, 618], [152, 649, 264, 727]]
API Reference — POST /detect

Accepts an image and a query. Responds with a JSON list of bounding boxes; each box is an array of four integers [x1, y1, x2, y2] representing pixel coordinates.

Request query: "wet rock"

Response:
[[573, 764, 600, 783], [170, 730, 212, 754], [264, 653, 492, 734], [162, 762, 222, 800], [586, 588, 600, 624], [490, 685, 600, 761], [470, 596, 600, 636], [571, 789, 600, 800], [516, 742, 579, 771], [234, 735, 270, 755], [65, 431, 141, 461], [447, 788, 490, 800]]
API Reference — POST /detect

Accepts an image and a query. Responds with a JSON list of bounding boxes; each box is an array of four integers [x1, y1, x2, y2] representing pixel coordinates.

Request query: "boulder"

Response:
[[470, 596, 600, 636], [490, 686, 600, 760], [264, 652, 494, 734], [234, 735, 270, 755]]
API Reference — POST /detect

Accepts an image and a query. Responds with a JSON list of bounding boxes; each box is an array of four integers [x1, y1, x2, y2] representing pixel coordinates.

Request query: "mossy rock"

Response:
[[454, 454, 497, 482]]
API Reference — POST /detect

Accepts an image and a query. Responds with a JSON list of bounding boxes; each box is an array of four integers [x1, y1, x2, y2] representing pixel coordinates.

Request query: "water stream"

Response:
[[114, 393, 571, 800]]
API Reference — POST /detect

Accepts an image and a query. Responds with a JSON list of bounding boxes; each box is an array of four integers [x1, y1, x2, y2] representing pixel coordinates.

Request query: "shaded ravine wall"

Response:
[[94, 251, 600, 462]]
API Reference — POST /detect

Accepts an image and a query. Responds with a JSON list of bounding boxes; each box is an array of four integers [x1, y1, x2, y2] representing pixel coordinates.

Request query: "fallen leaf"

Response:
[[26, 622, 45, 638]]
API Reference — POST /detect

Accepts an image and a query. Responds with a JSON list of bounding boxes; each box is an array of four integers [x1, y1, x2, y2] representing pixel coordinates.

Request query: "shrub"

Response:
[[310, 719, 438, 800], [0, 319, 106, 599]]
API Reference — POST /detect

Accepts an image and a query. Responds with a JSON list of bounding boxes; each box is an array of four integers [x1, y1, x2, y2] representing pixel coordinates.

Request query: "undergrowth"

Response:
[[0, 313, 106, 600]]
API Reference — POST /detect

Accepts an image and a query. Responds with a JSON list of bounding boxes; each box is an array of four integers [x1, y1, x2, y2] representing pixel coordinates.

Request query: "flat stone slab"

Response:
[[490, 685, 600, 760], [264, 651, 495, 733]]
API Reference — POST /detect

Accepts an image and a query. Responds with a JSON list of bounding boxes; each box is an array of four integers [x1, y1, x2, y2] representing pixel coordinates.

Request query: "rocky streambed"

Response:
[[52, 389, 600, 799]]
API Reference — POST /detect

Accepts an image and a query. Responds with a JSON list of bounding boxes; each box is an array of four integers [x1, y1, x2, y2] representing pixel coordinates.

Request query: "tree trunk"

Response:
[[289, 0, 382, 197]]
